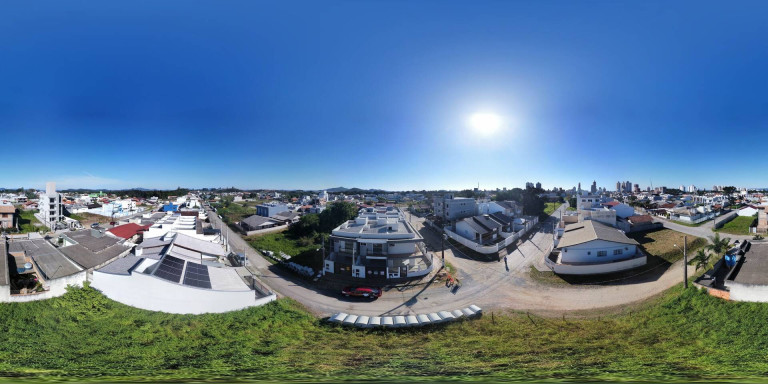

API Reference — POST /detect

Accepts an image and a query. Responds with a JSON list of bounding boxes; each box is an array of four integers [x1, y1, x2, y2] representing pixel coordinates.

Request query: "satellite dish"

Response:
[[24, 262, 32, 269]]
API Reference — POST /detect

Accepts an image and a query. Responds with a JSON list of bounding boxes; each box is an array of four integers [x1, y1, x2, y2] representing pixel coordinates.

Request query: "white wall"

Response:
[[613, 204, 635, 219], [455, 220, 479, 242], [727, 282, 768, 302], [559, 240, 637, 264], [91, 271, 276, 314], [1, 270, 87, 302], [388, 242, 415, 254], [548, 254, 646, 275]]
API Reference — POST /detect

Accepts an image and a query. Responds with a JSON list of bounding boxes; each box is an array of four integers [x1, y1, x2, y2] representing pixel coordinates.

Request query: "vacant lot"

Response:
[[16, 209, 42, 233], [628, 228, 706, 263], [215, 202, 257, 224], [716, 215, 755, 235], [66, 212, 103, 226], [543, 202, 562, 215]]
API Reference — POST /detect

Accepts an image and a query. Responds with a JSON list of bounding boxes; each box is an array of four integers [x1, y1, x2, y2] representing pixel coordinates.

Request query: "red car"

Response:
[[342, 286, 382, 299]]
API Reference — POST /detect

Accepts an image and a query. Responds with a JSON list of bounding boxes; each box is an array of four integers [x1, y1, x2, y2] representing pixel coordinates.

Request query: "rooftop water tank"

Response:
[[24, 262, 32, 270]]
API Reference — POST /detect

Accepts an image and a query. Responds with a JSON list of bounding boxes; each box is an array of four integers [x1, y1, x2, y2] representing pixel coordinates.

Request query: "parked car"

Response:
[[90, 223, 99, 229], [342, 286, 382, 299], [110, 222, 116, 226]]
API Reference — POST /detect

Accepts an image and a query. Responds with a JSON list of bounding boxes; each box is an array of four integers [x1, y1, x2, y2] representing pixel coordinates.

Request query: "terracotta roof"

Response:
[[660, 203, 677, 209], [628, 215, 653, 224], [602, 201, 621, 207], [108, 223, 150, 239]]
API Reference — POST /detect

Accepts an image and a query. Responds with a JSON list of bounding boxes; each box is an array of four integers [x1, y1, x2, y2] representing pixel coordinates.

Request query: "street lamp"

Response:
[[673, 235, 688, 289]]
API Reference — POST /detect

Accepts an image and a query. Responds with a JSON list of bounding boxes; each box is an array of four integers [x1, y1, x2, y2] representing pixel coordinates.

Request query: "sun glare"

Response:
[[469, 113, 502, 135]]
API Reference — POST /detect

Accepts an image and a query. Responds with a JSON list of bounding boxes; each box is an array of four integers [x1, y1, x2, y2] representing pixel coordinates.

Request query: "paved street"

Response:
[[653, 211, 752, 241], [206, 205, 705, 317]]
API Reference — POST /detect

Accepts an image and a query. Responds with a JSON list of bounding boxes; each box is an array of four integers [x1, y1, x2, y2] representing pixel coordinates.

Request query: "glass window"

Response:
[[614, 249, 623, 255], [597, 250, 607, 257]]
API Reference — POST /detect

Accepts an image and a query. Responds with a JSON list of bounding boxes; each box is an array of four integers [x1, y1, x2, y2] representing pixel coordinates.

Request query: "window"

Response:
[[597, 251, 607, 257], [614, 249, 623, 255]]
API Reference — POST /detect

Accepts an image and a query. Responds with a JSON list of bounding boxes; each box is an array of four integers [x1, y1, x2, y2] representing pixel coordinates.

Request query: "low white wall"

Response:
[[3, 270, 88, 302], [91, 271, 276, 314], [243, 224, 288, 237], [727, 282, 768, 302], [547, 255, 647, 275]]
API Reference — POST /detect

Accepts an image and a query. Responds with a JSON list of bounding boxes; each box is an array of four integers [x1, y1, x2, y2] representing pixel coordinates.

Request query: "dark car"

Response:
[[90, 223, 99, 229], [342, 286, 382, 299]]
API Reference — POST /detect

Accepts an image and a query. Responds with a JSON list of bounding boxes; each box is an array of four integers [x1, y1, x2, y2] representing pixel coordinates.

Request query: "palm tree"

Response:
[[706, 233, 732, 259], [688, 249, 713, 272]]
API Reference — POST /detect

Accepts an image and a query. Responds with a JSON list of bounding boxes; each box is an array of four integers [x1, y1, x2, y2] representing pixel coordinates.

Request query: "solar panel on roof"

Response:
[[183, 262, 211, 289], [154, 255, 185, 283]]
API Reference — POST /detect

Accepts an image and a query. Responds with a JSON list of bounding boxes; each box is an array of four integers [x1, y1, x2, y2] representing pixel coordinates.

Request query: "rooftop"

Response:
[[558, 220, 639, 248], [96, 256, 145, 275], [59, 230, 131, 269], [731, 243, 768, 286], [108, 223, 150, 239], [8, 239, 82, 279]]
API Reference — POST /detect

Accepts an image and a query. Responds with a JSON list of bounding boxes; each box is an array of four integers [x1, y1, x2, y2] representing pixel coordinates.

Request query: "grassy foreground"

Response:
[[2, 285, 768, 382]]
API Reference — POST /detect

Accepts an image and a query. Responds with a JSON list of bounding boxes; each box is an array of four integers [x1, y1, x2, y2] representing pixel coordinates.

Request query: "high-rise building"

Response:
[[525, 182, 534, 189], [633, 184, 640, 193], [535, 182, 541, 189], [679, 185, 685, 192], [689, 185, 697, 193], [39, 181, 63, 230], [616, 181, 621, 192], [590, 181, 597, 194]]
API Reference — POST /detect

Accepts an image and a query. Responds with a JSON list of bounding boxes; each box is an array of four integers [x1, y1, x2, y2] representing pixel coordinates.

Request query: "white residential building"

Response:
[[38, 182, 63, 230], [323, 207, 433, 280], [433, 194, 477, 223], [547, 220, 646, 275]]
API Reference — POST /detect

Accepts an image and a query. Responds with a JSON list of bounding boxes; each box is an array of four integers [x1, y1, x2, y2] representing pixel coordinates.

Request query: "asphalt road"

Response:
[[653, 211, 753, 241], [206, 204, 704, 317]]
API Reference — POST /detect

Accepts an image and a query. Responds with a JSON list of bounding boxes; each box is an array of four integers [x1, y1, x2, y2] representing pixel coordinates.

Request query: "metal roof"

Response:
[[97, 256, 145, 275], [557, 220, 639, 248]]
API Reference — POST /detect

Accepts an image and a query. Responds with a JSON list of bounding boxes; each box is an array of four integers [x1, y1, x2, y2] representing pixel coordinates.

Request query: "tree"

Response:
[[522, 188, 545, 216], [688, 249, 713, 271], [292, 214, 320, 237], [706, 233, 732, 259], [722, 186, 737, 195], [319, 201, 359, 233], [494, 188, 523, 202], [568, 196, 577, 210], [457, 189, 479, 198]]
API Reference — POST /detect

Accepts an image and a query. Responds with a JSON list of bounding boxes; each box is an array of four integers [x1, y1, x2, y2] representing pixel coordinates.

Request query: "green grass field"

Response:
[[16, 209, 42, 233], [3, 284, 768, 382], [245, 232, 322, 269], [543, 202, 562, 216], [628, 228, 707, 263], [716, 215, 756, 235]]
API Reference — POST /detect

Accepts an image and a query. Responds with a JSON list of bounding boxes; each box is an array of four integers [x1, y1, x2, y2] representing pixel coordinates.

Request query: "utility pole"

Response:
[[683, 235, 688, 288]]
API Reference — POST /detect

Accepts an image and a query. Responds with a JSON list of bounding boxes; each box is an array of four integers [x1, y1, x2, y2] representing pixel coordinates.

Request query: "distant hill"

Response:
[[325, 187, 387, 193]]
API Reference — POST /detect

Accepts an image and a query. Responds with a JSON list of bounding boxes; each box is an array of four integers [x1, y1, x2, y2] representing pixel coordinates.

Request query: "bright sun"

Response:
[[469, 113, 502, 135]]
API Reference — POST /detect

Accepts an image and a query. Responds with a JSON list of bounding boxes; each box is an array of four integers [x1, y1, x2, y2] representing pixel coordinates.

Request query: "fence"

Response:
[[442, 215, 540, 254]]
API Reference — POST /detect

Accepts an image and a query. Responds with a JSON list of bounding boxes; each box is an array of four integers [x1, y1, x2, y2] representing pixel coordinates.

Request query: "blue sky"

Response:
[[2, 1, 767, 191]]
